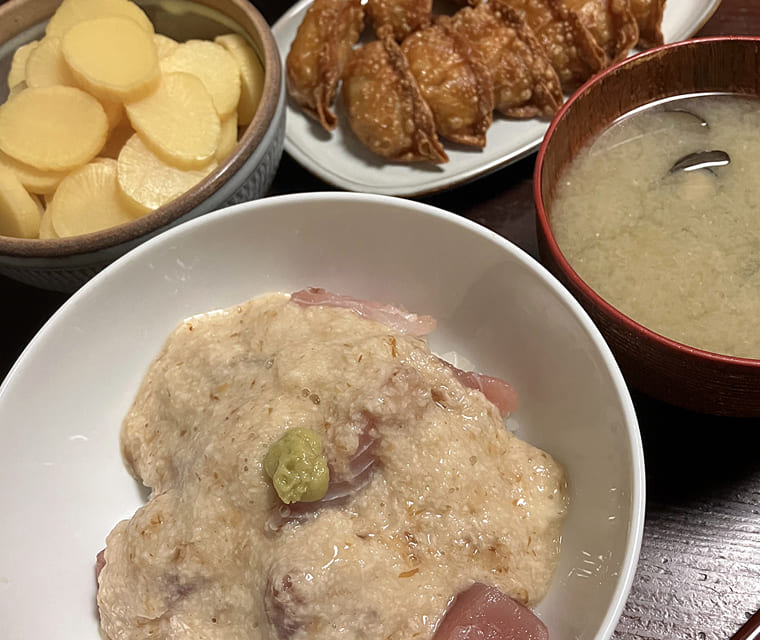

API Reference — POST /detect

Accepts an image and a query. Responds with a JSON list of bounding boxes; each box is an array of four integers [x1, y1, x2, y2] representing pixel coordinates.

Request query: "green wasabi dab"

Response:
[[263, 427, 330, 504]]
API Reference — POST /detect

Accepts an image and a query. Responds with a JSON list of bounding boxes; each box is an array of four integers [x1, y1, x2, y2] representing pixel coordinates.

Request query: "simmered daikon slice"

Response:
[[117, 133, 216, 213], [42, 191, 55, 209], [6, 82, 26, 102], [24, 36, 76, 88], [159, 39, 241, 118], [45, 0, 154, 39], [48, 159, 143, 237], [125, 71, 221, 169], [0, 149, 68, 195], [62, 16, 159, 102], [7, 40, 38, 90], [216, 112, 238, 161], [0, 85, 108, 171], [0, 166, 42, 238], [38, 204, 58, 239], [153, 33, 179, 59], [99, 97, 126, 131], [99, 119, 136, 159], [214, 33, 264, 126]]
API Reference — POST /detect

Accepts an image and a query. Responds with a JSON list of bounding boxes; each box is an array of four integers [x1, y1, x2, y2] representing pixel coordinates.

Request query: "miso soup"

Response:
[[551, 93, 760, 359]]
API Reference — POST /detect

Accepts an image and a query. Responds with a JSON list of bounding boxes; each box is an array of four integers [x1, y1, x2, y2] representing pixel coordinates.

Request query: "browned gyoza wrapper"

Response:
[[564, 0, 639, 64], [367, 0, 433, 40], [447, 2, 563, 119], [401, 20, 494, 147], [629, 0, 666, 48], [341, 35, 448, 163], [493, 0, 606, 90], [286, 0, 365, 131]]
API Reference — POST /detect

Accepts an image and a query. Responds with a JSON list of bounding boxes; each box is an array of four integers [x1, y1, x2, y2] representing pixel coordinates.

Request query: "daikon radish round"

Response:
[[62, 16, 159, 103], [159, 39, 241, 118], [48, 159, 143, 237], [215, 33, 264, 126], [0, 149, 68, 195], [0, 85, 108, 171], [216, 112, 239, 161], [117, 133, 217, 213], [7, 40, 38, 90], [99, 120, 136, 160], [24, 37, 77, 88], [125, 71, 221, 169], [6, 82, 26, 102], [0, 166, 42, 238], [45, 0, 154, 39], [99, 97, 125, 131], [153, 33, 179, 60], [38, 205, 58, 239]]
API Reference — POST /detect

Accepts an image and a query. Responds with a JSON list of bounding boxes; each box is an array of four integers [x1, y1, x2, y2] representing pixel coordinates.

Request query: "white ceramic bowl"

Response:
[[0, 193, 644, 640]]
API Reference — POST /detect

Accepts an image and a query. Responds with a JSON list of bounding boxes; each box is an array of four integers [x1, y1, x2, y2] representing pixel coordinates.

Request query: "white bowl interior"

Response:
[[0, 193, 644, 640]]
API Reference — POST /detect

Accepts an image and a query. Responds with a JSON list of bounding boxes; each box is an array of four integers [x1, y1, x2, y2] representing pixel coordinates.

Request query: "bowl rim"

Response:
[[0, 0, 283, 259], [534, 35, 760, 370]]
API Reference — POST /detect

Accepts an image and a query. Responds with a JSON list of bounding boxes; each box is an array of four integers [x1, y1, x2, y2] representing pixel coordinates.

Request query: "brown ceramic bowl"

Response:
[[0, 0, 285, 292], [534, 36, 760, 417]]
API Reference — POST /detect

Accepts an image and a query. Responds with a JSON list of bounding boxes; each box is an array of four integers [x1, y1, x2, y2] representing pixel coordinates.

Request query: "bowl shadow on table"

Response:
[[422, 152, 540, 253], [633, 389, 760, 505], [0, 277, 69, 383]]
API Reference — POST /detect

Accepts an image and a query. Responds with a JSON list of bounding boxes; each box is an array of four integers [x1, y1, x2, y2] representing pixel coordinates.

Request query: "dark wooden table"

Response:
[[2, 2, 759, 639]]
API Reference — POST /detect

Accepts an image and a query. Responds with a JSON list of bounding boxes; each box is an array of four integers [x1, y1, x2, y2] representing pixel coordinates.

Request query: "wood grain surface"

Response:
[[1, 1, 759, 639]]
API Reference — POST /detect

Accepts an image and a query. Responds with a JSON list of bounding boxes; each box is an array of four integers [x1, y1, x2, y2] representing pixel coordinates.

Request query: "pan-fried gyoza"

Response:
[[285, 0, 365, 131], [564, 0, 639, 64], [446, 3, 562, 118], [495, 0, 605, 89], [341, 35, 449, 163], [286, 0, 668, 163], [630, 0, 666, 47], [367, 0, 433, 41], [401, 21, 494, 147]]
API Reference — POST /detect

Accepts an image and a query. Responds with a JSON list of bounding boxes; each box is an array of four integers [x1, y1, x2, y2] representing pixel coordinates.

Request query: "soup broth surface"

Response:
[[551, 93, 760, 359]]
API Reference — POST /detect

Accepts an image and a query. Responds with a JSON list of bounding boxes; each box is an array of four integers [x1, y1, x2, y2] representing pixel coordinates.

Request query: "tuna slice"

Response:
[[291, 288, 517, 415], [95, 549, 106, 584], [441, 360, 519, 416], [433, 583, 549, 640], [290, 288, 437, 337]]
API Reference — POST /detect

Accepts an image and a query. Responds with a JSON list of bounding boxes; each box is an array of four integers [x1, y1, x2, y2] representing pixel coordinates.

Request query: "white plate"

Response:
[[0, 193, 644, 640], [272, 0, 723, 196]]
